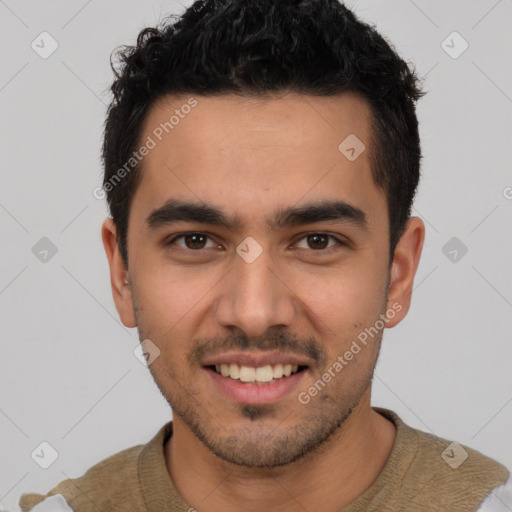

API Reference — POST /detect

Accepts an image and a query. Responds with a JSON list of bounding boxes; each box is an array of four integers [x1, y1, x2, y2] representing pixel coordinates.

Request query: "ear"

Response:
[[101, 218, 137, 328], [385, 217, 425, 328]]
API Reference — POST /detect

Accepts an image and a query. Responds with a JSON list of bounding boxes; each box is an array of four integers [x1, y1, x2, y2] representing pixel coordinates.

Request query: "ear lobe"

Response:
[[385, 217, 425, 328], [101, 218, 137, 328]]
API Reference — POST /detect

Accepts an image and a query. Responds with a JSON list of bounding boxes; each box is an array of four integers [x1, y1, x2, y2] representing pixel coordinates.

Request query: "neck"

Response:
[[165, 389, 396, 512]]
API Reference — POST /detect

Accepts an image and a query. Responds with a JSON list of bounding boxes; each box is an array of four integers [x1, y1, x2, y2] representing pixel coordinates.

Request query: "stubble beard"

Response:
[[148, 347, 379, 469], [132, 294, 385, 469]]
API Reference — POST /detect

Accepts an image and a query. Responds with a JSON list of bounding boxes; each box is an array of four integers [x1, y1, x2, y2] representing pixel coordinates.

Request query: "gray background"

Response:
[[1, 1, 511, 509]]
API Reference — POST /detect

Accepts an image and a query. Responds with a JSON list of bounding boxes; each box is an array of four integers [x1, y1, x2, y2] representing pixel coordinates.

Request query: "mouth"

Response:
[[205, 363, 308, 385], [201, 352, 310, 405]]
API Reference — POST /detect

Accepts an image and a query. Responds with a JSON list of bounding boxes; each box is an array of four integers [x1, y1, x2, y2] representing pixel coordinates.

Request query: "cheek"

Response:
[[292, 259, 387, 333], [128, 230, 214, 327], [133, 264, 219, 333]]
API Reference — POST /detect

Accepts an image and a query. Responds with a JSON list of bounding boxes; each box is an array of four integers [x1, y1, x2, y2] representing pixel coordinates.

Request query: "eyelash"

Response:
[[165, 232, 347, 255]]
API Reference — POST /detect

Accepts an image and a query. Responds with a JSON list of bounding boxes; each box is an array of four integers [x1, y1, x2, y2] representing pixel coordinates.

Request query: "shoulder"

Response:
[[375, 408, 510, 511], [477, 475, 512, 511], [19, 443, 145, 512], [19, 494, 74, 512], [413, 426, 509, 483], [404, 422, 509, 509]]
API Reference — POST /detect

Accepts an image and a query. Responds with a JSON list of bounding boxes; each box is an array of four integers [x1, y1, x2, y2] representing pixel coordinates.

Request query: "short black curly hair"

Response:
[[102, 0, 425, 267]]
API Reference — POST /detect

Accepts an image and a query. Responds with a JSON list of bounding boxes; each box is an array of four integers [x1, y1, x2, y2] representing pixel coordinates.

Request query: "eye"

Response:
[[294, 233, 345, 252], [165, 232, 346, 254], [166, 233, 220, 251]]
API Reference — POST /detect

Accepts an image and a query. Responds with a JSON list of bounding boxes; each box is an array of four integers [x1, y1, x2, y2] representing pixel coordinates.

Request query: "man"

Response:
[[19, 0, 511, 511]]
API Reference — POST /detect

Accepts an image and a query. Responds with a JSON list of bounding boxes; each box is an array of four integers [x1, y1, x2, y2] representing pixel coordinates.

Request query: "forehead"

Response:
[[132, 91, 384, 226]]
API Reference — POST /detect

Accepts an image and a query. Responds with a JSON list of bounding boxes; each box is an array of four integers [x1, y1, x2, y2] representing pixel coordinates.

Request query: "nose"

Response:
[[214, 246, 297, 338]]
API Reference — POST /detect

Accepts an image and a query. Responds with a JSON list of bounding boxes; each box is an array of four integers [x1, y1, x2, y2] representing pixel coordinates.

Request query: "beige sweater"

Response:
[[19, 408, 510, 512]]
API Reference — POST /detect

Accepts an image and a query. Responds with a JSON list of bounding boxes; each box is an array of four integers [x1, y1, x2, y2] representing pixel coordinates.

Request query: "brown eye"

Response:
[[183, 233, 207, 249], [294, 233, 345, 253], [167, 233, 218, 251], [307, 234, 329, 250]]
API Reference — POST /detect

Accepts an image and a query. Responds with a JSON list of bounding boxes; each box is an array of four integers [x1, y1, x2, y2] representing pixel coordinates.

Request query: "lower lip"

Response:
[[204, 367, 307, 405]]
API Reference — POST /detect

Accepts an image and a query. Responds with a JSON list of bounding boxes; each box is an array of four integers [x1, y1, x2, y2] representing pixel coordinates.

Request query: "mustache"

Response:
[[188, 330, 326, 367]]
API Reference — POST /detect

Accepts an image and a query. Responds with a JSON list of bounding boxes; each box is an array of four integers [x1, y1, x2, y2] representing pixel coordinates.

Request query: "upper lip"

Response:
[[201, 350, 311, 368]]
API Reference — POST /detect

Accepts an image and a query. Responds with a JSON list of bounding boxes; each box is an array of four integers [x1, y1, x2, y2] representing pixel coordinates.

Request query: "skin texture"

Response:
[[102, 91, 425, 511]]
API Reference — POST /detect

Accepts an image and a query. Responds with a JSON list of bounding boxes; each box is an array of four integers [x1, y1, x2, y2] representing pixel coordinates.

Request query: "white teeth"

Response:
[[214, 363, 302, 383], [273, 364, 284, 379], [255, 365, 273, 382], [229, 363, 240, 379], [239, 366, 255, 382]]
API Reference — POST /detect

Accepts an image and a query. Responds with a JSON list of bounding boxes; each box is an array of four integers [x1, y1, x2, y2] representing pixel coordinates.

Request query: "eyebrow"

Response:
[[146, 198, 368, 232]]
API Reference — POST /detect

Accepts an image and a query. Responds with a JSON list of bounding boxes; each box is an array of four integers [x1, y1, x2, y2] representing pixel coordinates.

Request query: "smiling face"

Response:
[[102, 91, 423, 468]]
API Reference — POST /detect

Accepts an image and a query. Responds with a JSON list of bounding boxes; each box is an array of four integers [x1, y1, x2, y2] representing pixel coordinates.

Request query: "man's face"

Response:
[[116, 92, 396, 467]]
